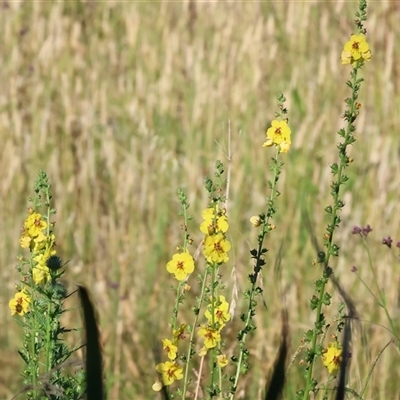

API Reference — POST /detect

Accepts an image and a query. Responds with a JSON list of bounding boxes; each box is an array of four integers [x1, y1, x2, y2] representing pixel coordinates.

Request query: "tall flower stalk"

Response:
[[9, 171, 85, 400], [229, 93, 291, 398], [153, 164, 232, 399], [301, 1, 371, 398]]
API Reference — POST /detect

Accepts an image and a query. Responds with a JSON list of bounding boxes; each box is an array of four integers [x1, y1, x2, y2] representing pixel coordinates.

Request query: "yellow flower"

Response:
[[19, 234, 32, 249], [32, 265, 51, 285], [155, 361, 183, 386], [173, 324, 187, 344], [198, 346, 208, 357], [152, 381, 163, 392], [205, 295, 231, 328], [162, 339, 178, 361], [166, 251, 195, 281], [266, 120, 291, 146], [198, 325, 221, 349], [33, 233, 56, 253], [250, 216, 261, 227], [35, 245, 56, 262], [24, 212, 47, 238], [341, 34, 371, 65], [33, 231, 48, 247], [262, 138, 274, 148], [32, 245, 56, 285], [322, 341, 342, 374], [279, 140, 291, 153], [200, 207, 229, 235], [203, 233, 231, 264], [9, 290, 31, 316], [217, 354, 229, 368]]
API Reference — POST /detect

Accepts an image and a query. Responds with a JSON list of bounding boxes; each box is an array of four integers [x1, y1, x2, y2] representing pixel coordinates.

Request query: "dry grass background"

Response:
[[1, 1, 399, 399]]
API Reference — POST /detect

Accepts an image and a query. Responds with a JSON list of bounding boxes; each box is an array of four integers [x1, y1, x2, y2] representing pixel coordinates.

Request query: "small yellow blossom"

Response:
[[341, 33, 371, 65], [217, 354, 229, 368], [200, 207, 229, 235], [33, 231, 48, 246], [203, 233, 231, 264], [33, 233, 56, 253], [24, 212, 47, 238], [152, 381, 163, 392], [262, 138, 274, 148], [205, 295, 231, 328], [166, 251, 195, 281], [266, 120, 291, 146], [9, 290, 31, 316], [198, 325, 221, 349], [198, 346, 208, 357], [155, 361, 183, 386], [250, 216, 261, 227], [173, 324, 187, 344], [34, 247, 55, 266], [279, 140, 291, 153], [19, 234, 32, 249], [32, 265, 51, 285], [322, 341, 342, 374], [162, 339, 178, 361], [32, 245, 56, 285]]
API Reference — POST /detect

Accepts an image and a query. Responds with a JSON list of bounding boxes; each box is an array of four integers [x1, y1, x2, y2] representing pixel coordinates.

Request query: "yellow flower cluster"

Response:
[[341, 33, 371, 66], [19, 211, 56, 285], [263, 120, 292, 153], [204, 295, 231, 331], [201, 206, 231, 264], [153, 324, 187, 391], [198, 295, 230, 367]]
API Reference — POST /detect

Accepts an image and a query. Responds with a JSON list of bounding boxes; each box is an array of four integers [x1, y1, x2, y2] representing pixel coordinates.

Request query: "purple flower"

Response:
[[382, 236, 393, 248], [362, 224, 373, 237], [352, 224, 373, 238]]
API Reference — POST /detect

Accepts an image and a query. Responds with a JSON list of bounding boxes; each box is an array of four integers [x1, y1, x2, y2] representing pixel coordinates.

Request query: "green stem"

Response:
[[182, 203, 189, 250], [230, 148, 281, 399], [172, 282, 183, 325], [356, 274, 381, 305], [182, 270, 209, 399], [360, 339, 392, 397], [210, 266, 217, 389], [362, 240, 383, 298], [29, 315, 38, 398], [44, 191, 54, 373], [44, 300, 52, 371], [302, 66, 359, 399], [27, 259, 39, 398], [218, 366, 223, 400], [362, 239, 399, 343]]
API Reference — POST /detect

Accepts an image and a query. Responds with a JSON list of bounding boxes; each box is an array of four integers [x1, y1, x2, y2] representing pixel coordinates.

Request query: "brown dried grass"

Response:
[[1, 1, 399, 398]]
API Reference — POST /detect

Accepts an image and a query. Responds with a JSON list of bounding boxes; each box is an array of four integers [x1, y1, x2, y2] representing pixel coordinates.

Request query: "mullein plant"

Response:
[[9, 171, 85, 400], [152, 95, 292, 399], [152, 166, 232, 399], [299, 1, 371, 399], [230, 93, 291, 399]]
